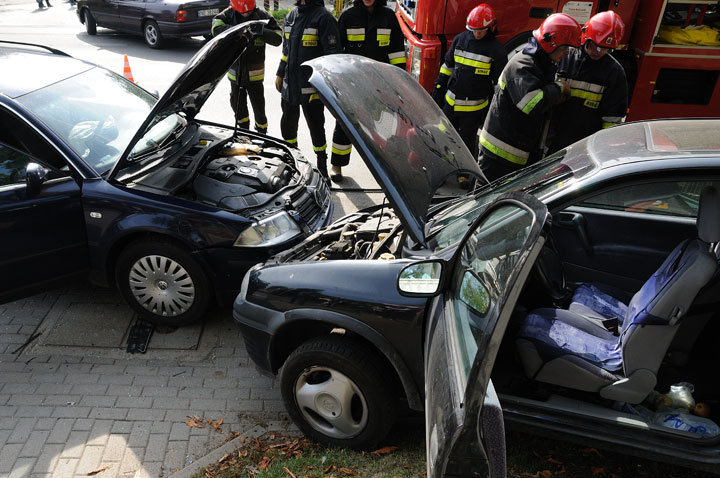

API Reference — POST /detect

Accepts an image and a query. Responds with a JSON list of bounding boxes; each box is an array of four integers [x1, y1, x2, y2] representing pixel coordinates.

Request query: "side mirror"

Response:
[[398, 261, 443, 296], [25, 162, 49, 197]]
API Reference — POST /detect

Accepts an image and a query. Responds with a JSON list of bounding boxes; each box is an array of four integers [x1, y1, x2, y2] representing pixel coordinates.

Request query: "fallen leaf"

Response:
[[591, 467, 605, 477], [546, 458, 563, 465], [207, 418, 223, 433], [258, 456, 272, 471], [324, 464, 337, 474], [87, 464, 112, 475], [371, 446, 399, 455], [580, 448, 602, 457], [539, 471, 552, 478], [241, 437, 246, 444], [283, 466, 297, 478], [218, 453, 230, 463], [339, 468, 357, 475], [185, 416, 204, 428]]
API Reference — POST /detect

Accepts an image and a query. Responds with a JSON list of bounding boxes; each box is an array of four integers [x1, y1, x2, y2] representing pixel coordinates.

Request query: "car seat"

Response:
[[515, 186, 720, 403]]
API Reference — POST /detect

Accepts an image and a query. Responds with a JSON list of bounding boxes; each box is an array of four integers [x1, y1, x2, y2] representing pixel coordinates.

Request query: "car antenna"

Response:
[[366, 197, 388, 259]]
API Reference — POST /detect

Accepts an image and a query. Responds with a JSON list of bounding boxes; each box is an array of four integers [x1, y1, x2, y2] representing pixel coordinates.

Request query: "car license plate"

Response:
[[198, 8, 219, 16]]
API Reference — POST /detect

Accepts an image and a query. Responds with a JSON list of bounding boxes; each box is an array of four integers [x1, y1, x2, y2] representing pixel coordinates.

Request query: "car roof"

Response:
[[0, 45, 94, 99], [587, 118, 720, 169]]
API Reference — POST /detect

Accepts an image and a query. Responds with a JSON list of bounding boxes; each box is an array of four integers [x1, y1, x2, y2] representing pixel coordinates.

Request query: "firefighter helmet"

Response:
[[467, 4, 496, 31], [533, 13, 581, 53], [230, 0, 255, 13], [582, 11, 625, 49]]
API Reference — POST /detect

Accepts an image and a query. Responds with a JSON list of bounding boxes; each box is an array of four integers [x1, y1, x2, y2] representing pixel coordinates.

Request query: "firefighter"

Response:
[[479, 13, 580, 182], [549, 11, 628, 153], [276, 0, 341, 179], [212, 0, 282, 134], [431, 4, 506, 159], [329, 0, 406, 181]]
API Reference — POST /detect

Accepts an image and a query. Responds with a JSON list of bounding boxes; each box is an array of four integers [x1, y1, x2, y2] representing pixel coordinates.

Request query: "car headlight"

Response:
[[410, 46, 422, 80], [234, 211, 301, 247]]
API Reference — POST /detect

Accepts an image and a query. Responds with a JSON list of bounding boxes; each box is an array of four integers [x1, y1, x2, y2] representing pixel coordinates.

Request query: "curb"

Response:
[[166, 425, 268, 478]]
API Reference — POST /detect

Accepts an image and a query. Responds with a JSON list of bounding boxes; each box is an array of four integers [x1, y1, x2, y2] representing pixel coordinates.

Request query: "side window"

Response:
[[0, 107, 70, 187], [579, 181, 718, 218]]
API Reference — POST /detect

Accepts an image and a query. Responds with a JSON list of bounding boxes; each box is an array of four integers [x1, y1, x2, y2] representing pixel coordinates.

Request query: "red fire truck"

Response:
[[396, 0, 720, 121]]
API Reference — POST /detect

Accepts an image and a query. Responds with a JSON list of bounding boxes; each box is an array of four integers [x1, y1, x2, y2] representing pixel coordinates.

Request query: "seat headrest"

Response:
[[697, 186, 720, 243]]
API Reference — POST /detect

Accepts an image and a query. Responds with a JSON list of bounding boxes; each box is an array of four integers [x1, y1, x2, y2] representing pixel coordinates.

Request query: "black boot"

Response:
[[316, 152, 328, 180]]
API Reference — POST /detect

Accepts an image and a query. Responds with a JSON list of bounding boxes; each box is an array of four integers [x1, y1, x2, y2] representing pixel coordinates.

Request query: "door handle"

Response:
[[555, 212, 593, 254]]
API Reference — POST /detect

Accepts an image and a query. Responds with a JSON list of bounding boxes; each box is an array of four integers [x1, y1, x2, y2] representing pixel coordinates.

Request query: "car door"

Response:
[[88, 0, 120, 28], [422, 192, 548, 477], [115, 0, 146, 32], [552, 174, 720, 293], [0, 107, 89, 303]]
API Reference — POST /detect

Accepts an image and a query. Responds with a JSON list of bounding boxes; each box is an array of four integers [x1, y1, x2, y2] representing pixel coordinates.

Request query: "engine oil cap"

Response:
[[379, 253, 395, 260]]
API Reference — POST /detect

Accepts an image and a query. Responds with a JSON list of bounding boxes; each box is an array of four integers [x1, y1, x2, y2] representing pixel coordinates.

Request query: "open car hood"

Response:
[[305, 55, 484, 246], [110, 21, 280, 179]]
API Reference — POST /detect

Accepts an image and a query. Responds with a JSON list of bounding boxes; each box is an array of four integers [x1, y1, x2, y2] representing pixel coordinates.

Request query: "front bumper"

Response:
[[233, 291, 286, 373]]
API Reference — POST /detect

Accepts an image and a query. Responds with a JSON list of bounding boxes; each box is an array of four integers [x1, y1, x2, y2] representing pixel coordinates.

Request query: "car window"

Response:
[[16, 67, 155, 174], [0, 108, 69, 188], [579, 181, 720, 218], [449, 204, 536, 379]]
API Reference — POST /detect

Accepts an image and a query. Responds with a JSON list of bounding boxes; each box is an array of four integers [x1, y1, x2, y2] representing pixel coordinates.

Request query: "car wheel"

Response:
[[280, 336, 396, 449], [84, 9, 97, 35], [115, 240, 211, 326], [143, 20, 164, 49]]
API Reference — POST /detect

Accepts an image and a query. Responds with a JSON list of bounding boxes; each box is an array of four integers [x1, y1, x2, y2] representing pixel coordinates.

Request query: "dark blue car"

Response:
[[0, 25, 332, 326]]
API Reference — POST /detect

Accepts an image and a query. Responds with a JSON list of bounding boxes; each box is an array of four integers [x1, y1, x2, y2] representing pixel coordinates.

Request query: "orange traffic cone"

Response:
[[123, 54, 135, 83]]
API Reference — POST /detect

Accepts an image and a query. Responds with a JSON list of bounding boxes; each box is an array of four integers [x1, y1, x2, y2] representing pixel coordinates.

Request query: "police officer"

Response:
[[549, 11, 628, 153], [276, 0, 341, 179], [432, 4, 506, 159], [479, 13, 580, 182], [329, 0, 406, 181], [212, 0, 282, 134]]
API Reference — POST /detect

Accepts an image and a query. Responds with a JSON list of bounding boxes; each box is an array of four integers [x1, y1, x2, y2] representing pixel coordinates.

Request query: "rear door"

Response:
[[115, 0, 146, 32], [425, 192, 548, 477], [0, 106, 89, 303]]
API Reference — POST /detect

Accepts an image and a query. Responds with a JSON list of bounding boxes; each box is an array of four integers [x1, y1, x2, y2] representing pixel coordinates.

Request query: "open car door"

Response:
[[424, 192, 548, 477]]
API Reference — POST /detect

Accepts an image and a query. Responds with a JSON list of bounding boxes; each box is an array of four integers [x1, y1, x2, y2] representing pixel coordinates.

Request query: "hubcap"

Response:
[[128, 255, 195, 317], [294, 366, 368, 439], [146, 25, 157, 44]]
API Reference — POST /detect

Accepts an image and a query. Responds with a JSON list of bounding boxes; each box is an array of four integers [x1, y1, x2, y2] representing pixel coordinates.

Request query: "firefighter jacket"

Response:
[[338, 0, 405, 68], [550, 47, 628, 152], [277, 0, 341, 106], [211, 8, 282, 86], [480, 37, 565, 166], [433, 31, 506, 112]]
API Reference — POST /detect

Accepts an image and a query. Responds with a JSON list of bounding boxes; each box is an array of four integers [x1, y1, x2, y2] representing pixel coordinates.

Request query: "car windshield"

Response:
[[427, 147, 596, 250], [16, 67, 156, 174]]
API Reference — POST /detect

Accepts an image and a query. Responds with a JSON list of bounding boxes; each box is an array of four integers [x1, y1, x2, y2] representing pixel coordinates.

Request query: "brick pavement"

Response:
[[0, 282, 296, 478]]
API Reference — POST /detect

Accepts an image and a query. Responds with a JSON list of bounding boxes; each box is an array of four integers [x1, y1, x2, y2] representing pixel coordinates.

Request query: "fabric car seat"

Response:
[[516, 186, 720, 404]]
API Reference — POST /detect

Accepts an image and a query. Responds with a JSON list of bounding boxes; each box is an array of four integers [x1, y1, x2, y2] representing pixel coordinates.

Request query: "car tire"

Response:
[[143, 20, 164, 49], [115, 239, 211, 326], [84, 9, 97, 36], [280, 336, 396, 449]]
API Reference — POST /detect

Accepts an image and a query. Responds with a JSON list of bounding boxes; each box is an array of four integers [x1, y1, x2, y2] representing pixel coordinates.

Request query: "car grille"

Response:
[[290, 177, 330, 231]]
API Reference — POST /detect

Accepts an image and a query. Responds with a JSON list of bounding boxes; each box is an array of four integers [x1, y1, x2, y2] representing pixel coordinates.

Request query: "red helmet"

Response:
[[230, 0, 255, 13], [533, 13, 581, 53], [467, 4, 496, 31], [582, 11, 625, 49]]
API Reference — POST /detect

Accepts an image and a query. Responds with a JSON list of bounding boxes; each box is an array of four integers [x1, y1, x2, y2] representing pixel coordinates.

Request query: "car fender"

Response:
[[274, 308, 424, 410]]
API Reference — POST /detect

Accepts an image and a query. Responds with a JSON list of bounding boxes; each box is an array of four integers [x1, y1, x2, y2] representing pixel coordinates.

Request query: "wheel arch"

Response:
[[268, 311, 423, 410]]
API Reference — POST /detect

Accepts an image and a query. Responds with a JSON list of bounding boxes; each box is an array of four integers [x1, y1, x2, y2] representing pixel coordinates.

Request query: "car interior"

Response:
[[490, 182, 720, 444]]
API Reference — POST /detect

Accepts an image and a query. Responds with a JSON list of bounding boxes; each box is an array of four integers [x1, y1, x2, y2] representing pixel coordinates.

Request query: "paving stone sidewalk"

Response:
[[0, 281, 295, 478]]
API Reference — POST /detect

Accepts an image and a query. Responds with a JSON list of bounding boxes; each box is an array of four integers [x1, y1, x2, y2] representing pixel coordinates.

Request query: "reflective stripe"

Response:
[[301, 87, 317, 94], [286, 137, 298, 144], [227, 72, 237, 81], [480, 130, 529, 165], [248, 68, 264, 81], [602, 115, 624, 123], [211, 19, 225, 35], [313, 143, 327, 152], [499, 79, 506, 89], [389, 51, 405, 64], [445, 91, 489, 112], [281, 55, 287, 62], [302, 28, 319, 45], [303, 28, 318, 35], [439, 64, 453, 76], [567, 79, 605, 93], [331, 143, 352, 155], [376, 28, 391, 35], [377, 28, 391, 45], [569, 88, 603, 103], [237, 116, 250, 124], [454, 49, 492, 69], [284, 26, 291, 39], [309, 93, 320, 102], [517, 89, 544, 114], [347, 28, 365, 41], [255, 121, 268, 129], [602, 122, 616, 129], [390, 56, 406, 65]]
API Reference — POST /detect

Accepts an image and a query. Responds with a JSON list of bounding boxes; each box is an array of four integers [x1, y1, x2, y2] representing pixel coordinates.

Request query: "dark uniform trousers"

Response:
[[280, 99, 326, 160], [330, 1, 406, 168], [231, 82, 267, 133], [443, 106, 489, 158]]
